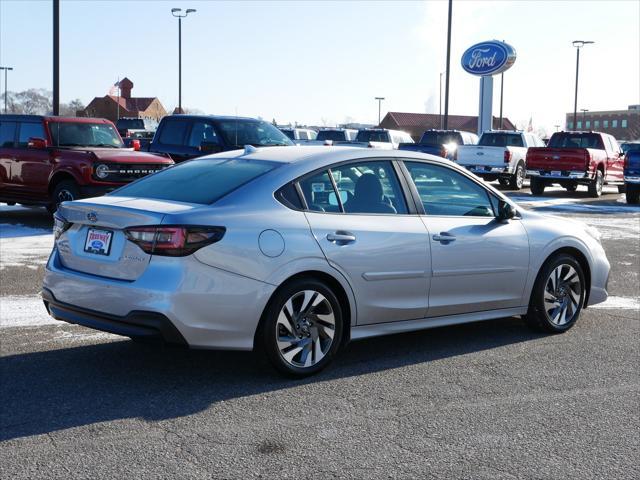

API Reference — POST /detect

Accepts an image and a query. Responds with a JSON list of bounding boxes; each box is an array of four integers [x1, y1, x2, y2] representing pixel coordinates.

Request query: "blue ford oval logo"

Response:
[[461, 40, 517, 76], [87, 212, 98, 223]]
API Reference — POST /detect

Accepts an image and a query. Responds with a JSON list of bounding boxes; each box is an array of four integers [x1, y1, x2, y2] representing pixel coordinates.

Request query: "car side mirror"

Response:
[[199, 141, 222, 153], [27, 137, 47, 149], [131, 139, 141, 151], [496, 200, 517, 221]]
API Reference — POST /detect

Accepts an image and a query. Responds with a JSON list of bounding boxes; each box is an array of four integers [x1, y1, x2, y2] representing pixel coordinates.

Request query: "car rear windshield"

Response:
[[116, 119, 145, 130], [49, 122, 124, 148], [419, 131, 463, 146], [110, 158, 279, 205], [548, 133, 605, 149], [478, 133, 524, 147], [317, 130, 346, 142], [355, 131, 390, 143]]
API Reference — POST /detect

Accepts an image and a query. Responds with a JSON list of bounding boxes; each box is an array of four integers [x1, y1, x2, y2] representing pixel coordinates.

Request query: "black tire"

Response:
[[617, 184, 626, 194], [523, 253, 585, 333], [626, 187, 640, 205], [509, 162, 525, 190], [587, 170, 604, 198], [48, 180, 80, 214], [530, 177, 546, 195], [564, 183, 578, 192], [497, 178, 510, 188], [259, 278, 344, 377]]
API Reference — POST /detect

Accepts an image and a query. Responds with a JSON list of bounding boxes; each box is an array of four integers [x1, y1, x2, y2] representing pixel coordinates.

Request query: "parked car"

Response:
[[620, 142, 640, 155], [624, 149, 640, 204], [526, 131, 625, 197], [115, 117, 158, 139], [148, 115, 293, 162], [0, 115, 173, 212], [351, 128, 414, 149], [43, 146, 609, 376], [457, 130, 544, 190], [399, 129, 478, 160], [309, 128, 358, 145], [280, 128, 318, 143]]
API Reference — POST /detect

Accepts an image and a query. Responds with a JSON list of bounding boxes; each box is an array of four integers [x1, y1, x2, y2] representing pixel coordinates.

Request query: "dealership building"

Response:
[[566, 105, 639, 141]]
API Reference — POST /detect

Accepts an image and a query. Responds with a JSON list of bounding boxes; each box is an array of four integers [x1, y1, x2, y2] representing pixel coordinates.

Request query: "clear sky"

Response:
[[1, 0, 639, 134]]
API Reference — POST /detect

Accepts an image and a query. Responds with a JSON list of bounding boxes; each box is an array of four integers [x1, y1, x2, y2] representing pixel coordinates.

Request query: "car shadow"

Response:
[[1, 316, 543, 442], [0, 204, 53, 236]]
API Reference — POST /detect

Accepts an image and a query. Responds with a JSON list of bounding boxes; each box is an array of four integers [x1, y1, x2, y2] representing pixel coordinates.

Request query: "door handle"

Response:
[[326, 232, 356, 244], [432, 232, 456, 244]]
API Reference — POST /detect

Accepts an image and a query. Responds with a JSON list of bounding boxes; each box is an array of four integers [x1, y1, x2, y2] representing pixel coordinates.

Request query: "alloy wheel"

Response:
[[57, 189, 75, 203], [543, 264, 582, 326], [516, 165, 524, 189], [276, 290, 336, 368]]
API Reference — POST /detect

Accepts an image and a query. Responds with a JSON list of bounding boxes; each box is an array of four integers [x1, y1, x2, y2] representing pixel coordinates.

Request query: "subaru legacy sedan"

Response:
[[43, 147, 610, 376]]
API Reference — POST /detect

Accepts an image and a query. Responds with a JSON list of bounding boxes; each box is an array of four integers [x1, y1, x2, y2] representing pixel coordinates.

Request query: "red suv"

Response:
[[0, 115, 173, 212]]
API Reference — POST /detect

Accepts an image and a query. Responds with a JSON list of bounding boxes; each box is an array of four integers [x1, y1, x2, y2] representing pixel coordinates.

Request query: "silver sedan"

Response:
[[43, 146, 610, 376]]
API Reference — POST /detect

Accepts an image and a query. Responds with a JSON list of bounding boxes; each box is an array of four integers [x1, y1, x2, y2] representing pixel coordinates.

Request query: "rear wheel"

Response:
[[523, 254, 585, 333], [497, 178, 510, 188], [48, 180, 79, 214], [588, 170, 604, 198], [509, 162, 525, 190], [626, 186, 640, 205], [260, 279, 343, 377], [530, 177, 546, 195], [564, 183, 578, 192], [617, 184, 626, 194]]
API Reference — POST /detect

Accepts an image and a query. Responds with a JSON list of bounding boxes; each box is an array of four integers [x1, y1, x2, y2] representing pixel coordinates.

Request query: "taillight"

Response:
[[504, 150, 512, 163], [124, 226, 225, 256], [53, 213, 72, 239]]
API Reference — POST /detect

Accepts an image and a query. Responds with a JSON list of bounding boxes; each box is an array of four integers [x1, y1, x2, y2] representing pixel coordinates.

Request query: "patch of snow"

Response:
[[0, 234, 54, 269], [0, 295, 61, 327], [591, 295, 640, 311]]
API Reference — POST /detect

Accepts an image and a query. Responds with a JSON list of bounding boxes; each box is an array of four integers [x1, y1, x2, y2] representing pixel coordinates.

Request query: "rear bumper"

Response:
[[42, 288, 187, 345], [624, 175, 640, 184], [43, 248, 276, 350], [526, 170, 590, 181], [462, 165, 512, 177]]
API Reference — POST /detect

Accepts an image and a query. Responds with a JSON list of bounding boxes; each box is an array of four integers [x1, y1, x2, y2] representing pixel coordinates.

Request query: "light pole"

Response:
[[171, 7, 197, 114], [53, 0, 59, 115], [572, 40, 594, 131], [581, 108, 589, 128], [375, 97, 385, 126], [0, 66, 13, 113], [439, 71, 444, 129], [443, 0, 453, 129]]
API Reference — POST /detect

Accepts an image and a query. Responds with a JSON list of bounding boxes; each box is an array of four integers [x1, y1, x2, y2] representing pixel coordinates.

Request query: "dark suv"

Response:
[[0, 115, 173, 212], [148, 115, 293, 162]]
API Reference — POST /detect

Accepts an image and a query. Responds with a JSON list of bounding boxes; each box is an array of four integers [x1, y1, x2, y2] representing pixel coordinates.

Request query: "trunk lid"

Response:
[[526, 147, 588, 171], [55, 197, 200, 281]]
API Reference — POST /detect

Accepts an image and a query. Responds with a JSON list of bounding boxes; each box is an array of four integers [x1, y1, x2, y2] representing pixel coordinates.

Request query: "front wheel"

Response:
[[588, 170, 604, 198], [48, 180, 79, 214], [509, 162, 525, 190], [523, 254, 585, 333], [260, 279, 343, 377]]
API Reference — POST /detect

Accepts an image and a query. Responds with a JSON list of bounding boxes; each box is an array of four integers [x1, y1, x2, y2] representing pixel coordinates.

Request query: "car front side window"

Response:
[[404, 161, 495, 217]]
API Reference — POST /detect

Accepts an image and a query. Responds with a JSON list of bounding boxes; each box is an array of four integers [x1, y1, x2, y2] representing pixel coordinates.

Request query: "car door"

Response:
[[300, 159, 431, 325], [12, 121, 51, 198], [0, 120, 18, 193], [403, 160, 530, 317], [605, 135, 624, 182], [150, 117, 193, 162]]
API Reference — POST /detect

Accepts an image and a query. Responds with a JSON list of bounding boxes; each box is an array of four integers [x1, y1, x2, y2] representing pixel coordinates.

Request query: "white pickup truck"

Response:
[[457, 130, 545, 189], [350, 129, 414, 150]]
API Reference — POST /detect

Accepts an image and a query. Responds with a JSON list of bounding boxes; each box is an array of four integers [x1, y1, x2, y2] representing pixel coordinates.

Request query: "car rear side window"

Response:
[[404, 162, 495, 217], [0, 121, 17, 147], [158, 119, 189, 145], [111, 159, 279, 205], [17, 122, 46, 147], [187, 121, 218, 148]]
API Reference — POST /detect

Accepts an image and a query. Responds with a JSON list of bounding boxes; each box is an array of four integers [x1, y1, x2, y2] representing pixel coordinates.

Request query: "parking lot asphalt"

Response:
[[1, 184, 639, 479]]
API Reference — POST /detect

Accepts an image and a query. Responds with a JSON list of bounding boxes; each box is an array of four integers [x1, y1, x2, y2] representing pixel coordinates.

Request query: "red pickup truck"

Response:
[[0, 115, 173, 212], [526, 131, 624, 197]]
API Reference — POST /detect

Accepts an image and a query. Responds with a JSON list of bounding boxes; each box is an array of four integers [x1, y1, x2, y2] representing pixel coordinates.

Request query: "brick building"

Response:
[[565, 105, 640, 141], [78, 78, 167, 122], [379, 112, 516, 141]]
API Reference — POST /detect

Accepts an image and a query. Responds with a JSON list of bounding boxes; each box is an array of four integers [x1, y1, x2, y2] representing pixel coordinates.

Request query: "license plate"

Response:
[[551, 170, 562, 176], [474, 166, 485, 171], [84, 228, 113, 256]]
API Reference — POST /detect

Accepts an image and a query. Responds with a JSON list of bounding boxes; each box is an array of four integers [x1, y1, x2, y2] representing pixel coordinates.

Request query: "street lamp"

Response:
[[375, 97, 385, 126], [581, 108, 589, 129], [572, 40, 594, 131], [0, 66, 13, 113], [439, 72, 444, 129], [171, 7, 197, 113]]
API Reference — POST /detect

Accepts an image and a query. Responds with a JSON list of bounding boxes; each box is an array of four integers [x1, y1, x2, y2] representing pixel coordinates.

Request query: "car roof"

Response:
[[0, 114, 114, 124], [164, 114, 265, 122]]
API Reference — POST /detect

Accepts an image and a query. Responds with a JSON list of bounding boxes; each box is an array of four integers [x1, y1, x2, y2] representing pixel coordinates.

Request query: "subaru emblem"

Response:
[[87, 212, 98, 223]]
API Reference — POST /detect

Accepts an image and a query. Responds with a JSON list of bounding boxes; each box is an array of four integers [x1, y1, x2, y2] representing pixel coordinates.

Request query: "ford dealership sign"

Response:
[[461, 40, 516, 76]]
